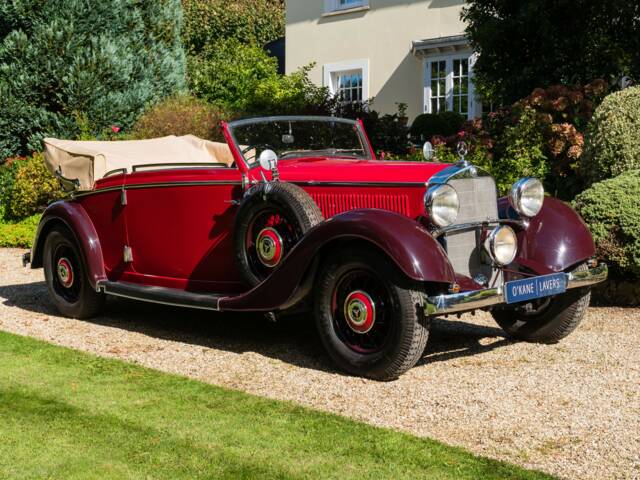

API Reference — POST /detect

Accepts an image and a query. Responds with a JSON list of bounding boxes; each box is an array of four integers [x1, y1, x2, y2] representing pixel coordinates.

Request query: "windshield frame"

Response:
[[225, 116, 375, 170]]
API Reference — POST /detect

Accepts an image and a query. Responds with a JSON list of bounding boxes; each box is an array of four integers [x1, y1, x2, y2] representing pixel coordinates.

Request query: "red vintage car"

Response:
[[26, 116, 607, 380]]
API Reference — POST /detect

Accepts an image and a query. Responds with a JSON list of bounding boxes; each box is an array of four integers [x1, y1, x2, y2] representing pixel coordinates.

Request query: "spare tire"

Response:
[[234, 182, 323, 286]]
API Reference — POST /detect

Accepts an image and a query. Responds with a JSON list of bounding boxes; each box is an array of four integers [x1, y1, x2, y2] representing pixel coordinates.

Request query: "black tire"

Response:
[[492, 264, 591, 343], [234, 182, 323, 286], [43, 227, 105, 319], [314, 246, 429, 381]]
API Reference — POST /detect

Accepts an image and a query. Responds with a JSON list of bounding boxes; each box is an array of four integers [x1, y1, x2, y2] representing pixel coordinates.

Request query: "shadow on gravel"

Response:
[[0, 281, 514, 376]]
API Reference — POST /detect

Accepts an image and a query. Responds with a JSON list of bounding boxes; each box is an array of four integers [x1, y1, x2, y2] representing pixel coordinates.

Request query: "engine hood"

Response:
[[273, 157, 452, 185]]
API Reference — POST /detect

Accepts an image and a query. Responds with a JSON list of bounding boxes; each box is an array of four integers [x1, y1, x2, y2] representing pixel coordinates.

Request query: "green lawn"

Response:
[[0, 331, 554, 479]]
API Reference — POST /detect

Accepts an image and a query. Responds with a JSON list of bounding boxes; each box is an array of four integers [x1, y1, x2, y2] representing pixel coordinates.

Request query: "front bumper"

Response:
[[424, 263, 608, 316]]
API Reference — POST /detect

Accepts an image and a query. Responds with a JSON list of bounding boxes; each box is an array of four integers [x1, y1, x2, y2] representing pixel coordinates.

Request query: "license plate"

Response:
[[504, 273, 567, 304]]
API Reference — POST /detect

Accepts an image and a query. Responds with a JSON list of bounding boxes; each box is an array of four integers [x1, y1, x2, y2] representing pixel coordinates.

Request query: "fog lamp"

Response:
[[486, 225, 517, 266]]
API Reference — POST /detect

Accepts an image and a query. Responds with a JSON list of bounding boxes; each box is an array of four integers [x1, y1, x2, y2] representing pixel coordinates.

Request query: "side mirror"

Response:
[[259, 149, 278, 171], [422, 141, 434, 161]]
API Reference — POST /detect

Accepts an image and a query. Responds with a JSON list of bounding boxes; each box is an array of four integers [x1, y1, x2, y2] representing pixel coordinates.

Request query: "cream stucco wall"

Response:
[[286, 0, 467, 121]]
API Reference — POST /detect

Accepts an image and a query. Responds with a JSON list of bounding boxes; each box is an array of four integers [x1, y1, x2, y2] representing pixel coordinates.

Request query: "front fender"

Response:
[[500, 196, 596, 274], [30, 201, 106, 289], [220, 209, 455, 311]]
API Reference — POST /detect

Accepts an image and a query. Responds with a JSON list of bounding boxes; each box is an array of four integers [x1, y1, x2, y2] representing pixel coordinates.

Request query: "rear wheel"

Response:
[[492, 264, 591, 343], [44, 227, 104, 319], [314, 246, 429, 380]]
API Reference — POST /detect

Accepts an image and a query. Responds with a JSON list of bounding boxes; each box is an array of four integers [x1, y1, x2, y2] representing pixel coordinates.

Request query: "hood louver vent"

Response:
[[310, 193, 410, 218]]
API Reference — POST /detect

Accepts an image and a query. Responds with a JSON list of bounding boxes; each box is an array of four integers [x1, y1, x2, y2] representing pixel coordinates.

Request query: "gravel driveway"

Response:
[[0, 248, 638, 479]]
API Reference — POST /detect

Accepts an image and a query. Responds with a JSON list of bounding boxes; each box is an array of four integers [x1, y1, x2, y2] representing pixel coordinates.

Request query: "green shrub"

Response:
[[582, 86, 640, 184], [0, 153, 65, 221], [431, 107, 548, 195], [337, 101, 410, 157], [132, 95, 232, 142], [0, 214, 40, 248], [0, 0, 185, 159], [573, 171, 640, 280], [246, 65, 334, 116], [410, 112, 465, 142], [188, 39, 278, 111], [182, 0, 284, 55]]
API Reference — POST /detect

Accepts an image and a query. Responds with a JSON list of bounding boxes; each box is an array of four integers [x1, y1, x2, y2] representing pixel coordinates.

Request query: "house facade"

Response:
[[285, 0, 480, 122]]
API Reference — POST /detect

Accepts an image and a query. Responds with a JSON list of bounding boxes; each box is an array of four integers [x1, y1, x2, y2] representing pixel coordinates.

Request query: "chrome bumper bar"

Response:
[[424, 263, 608, 316]]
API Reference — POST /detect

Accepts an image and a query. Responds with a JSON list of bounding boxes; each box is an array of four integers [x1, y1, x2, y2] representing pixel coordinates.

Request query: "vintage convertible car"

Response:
[[25, 116, 607, 380]]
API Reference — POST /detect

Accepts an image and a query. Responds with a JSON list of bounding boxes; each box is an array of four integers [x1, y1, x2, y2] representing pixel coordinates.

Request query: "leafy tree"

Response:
[[462, 0, 640, 104], [188, 39, 279, 111], [0, 0, 186, 159], [182, 0, 285, 55]]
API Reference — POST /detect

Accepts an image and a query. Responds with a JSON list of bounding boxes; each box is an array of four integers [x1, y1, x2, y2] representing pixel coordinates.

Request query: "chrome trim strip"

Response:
[[97, 281, 221, 312], [431, 218, 527, 238], [424, 263, 608, 316], [72, 180, 243, 198], [132, 162, 228, 172]]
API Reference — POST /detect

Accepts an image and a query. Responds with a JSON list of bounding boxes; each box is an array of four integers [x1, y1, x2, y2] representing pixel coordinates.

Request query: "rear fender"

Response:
[[500, 196, 596, 274], [30, 201, 106, 289], [219, 209, 455, 311]]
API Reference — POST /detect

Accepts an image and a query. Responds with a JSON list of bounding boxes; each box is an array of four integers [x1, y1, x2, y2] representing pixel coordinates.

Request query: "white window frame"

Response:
[[324, 0, 369, 14], [423, 53, 481, 119], [323, 59, 370, 103]]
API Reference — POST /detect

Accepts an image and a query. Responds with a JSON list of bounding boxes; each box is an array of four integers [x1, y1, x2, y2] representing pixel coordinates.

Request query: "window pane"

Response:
[[461, 59, 468, 76], [460, 98, 468, 115], [334, 69, 363, 104], [453, 96, 460, 113]]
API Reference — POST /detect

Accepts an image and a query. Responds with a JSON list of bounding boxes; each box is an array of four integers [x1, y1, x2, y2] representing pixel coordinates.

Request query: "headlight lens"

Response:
[[425, 184, 459, 227], [486, 225, 518, 266], [509, 178, 544, 218]]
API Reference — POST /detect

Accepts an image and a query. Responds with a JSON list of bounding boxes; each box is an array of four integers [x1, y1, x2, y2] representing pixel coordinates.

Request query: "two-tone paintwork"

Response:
[[30, 120, 597, 314]]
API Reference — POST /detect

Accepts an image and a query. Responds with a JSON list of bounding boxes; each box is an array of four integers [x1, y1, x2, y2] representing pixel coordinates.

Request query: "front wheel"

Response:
[[314, 246, 429, 380], [43, 227, 105, 319], [492, 264, 591, 343]]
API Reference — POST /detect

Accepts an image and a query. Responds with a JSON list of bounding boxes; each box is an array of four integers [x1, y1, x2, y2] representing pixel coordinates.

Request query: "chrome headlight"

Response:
[[485, 225, 518, 266], [509, 178, 544, 218], [425, 184, 459, 227]]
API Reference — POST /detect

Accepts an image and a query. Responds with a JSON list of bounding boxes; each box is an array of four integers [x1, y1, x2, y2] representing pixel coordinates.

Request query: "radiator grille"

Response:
[[311, 193, 410, 218], [445, 177, 498, 278]]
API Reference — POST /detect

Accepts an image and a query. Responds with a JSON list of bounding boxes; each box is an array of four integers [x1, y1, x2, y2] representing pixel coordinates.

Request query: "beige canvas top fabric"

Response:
[[43, 135, 236, 191]]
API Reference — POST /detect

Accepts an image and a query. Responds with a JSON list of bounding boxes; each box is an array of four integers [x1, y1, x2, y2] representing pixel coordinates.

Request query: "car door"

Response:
[[121, 166, 245, 294]]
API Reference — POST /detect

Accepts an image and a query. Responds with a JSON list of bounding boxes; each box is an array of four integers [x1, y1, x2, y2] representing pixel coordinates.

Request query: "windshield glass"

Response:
[[227, 116, 372, 167]]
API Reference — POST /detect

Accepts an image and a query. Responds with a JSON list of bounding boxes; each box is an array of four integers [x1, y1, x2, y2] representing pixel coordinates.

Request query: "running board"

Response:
[[97, 281, 223, 311]]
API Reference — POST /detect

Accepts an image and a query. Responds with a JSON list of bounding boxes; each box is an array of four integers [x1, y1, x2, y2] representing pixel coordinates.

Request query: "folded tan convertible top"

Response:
[[43, 135, 235, 190]]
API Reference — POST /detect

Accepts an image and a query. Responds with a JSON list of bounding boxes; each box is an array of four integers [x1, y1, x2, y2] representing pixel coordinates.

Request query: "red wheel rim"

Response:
[[331, 269, 394, 354], [256, 227, 284, 267], [246, 209, 301, 281], [57, 257, 74, 288], [343, 290, 376, 333]]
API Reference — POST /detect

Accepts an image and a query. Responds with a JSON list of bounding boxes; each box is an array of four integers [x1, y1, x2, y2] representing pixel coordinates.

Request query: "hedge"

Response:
[[573, 170, 640, 280], [582, 86, 640, 184]]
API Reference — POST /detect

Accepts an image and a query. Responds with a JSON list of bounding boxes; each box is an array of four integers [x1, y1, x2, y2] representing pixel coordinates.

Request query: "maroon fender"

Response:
[[500, 196, 596, 274], [30, 201, 107, 289], [219, 209, 455, 311]]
